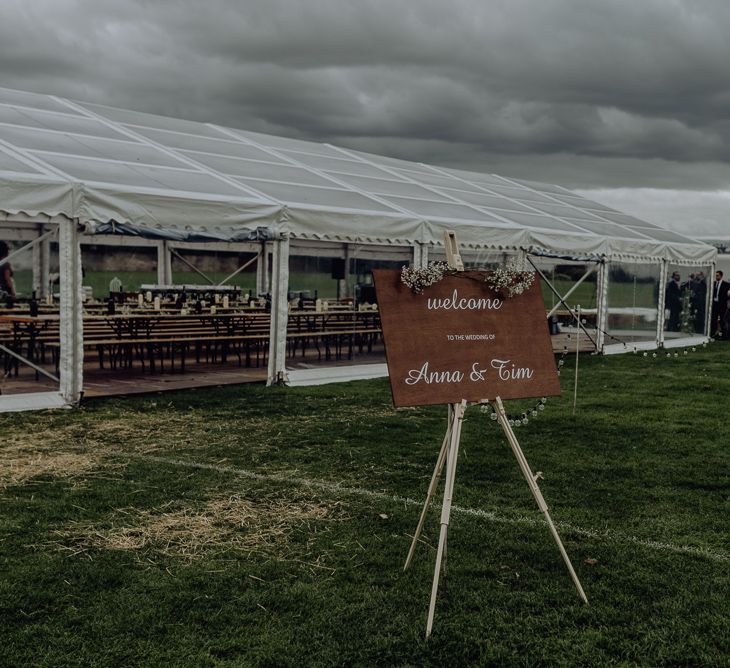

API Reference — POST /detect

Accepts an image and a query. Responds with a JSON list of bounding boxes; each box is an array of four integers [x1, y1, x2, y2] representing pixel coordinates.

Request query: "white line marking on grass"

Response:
[[134, 454, 729, 564]]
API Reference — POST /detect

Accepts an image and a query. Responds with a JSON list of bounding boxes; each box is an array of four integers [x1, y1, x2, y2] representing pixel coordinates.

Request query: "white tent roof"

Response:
[[0, 85, 715, 264]]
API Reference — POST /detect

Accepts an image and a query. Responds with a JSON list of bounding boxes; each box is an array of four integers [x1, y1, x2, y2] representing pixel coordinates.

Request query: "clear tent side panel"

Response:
[[605, 260, 661, 348], [169, 247, 259, 298], [525, 255, 600, 353], [80, 241, 261, 301], [56, 236, 271, 399], [0, 224, 65, 402], [287, 253, 340, 301], [284, 242, 412, 375], [81, 242, 158, 299], [663, 263, 712, 342]]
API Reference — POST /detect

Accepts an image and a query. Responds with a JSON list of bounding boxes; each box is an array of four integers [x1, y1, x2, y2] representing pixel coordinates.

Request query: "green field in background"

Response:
[[12, 269, 664, 308]]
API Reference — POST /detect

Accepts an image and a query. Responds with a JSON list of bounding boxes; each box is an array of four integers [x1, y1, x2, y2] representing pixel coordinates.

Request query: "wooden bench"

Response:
[[286, 327, 382, 361], [46, 332, 270, 374], [6, 309, 384, 378]]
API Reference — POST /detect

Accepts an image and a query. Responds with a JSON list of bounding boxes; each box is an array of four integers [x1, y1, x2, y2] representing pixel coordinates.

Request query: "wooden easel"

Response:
[[404, 233, 588, 639]]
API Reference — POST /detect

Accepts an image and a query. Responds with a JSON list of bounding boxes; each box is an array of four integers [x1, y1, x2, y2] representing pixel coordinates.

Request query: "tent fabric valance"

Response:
[[79, 185, 283, 242]]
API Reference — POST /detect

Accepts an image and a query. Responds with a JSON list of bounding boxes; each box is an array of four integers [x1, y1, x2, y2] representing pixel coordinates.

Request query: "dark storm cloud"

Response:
[[1, 0, 730, 208]]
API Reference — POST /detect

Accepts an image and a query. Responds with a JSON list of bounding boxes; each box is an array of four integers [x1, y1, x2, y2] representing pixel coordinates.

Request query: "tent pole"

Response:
[[267, 235, 290, 385], [595, 261, 609, 352], [255, 243, 263, 295], [156, 241, 165, 284], [413, 241, 428, 269], [58, 219, 84, 406], [706, 260, 715, 337], [32, 225, 43, 296], [157, 240, 173, 284], [40, 230, 51, 299], [338, 243, 351, 300], [257, 242, 270, 296], [657, 260, 669, 347]]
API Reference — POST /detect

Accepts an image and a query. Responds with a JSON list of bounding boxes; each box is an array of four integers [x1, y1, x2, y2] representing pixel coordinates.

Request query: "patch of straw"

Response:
[[52, 495, 336, 562], [0, 444, 100, 488], [0, 412, 212, 487], [86, 413, 212, 453]]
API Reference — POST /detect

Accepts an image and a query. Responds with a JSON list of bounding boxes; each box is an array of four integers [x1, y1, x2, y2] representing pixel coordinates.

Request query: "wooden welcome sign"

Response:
[[373, 269, 561, 407], [375, 260, 586, 639]]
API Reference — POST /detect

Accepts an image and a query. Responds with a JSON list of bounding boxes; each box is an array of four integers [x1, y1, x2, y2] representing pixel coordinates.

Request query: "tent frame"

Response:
[[0, 218, 82, 412], [0, 225, 715, 413]]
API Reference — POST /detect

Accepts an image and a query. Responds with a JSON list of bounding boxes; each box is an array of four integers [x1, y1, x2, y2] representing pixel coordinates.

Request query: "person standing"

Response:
[[711, 270, 729, 338], [0, 241, 16, 300], [665, 271, 682, 332], [692, 272, 707, 333]]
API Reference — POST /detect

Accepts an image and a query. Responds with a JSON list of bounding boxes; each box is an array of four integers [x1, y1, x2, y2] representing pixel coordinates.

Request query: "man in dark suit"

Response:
[[691, 272, 707, 333], [665, 271, 682, 332], [711, 270, 729, 338]]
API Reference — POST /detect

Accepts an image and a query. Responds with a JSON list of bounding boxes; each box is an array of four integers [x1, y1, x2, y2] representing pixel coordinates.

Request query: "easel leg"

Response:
[[443, 427, 451, 578], [404, 405, 454, 571], [493, 397, 588, 604], [426, 400, 467, 638], [573, 304, 581, 415]]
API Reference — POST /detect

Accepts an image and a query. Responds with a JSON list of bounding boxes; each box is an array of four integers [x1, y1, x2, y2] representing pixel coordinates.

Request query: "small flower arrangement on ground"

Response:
[[401, 257, 534, 298]]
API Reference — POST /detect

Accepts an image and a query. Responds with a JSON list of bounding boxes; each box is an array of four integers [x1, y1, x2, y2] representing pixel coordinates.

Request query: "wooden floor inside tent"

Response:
[[0, 334, 592, 403], [550, 332, 598, 354], [81, 364, 268, 398], [0, 362, 267, 401]]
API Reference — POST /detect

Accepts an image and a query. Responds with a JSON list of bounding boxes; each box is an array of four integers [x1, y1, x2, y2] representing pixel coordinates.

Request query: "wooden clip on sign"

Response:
[[372, 232, 587, 639], [443, 230, 464, 271]]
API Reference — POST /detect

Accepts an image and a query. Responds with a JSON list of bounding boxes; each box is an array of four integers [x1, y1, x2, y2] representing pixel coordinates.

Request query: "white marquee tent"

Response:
[[0, 86, 716, 411]]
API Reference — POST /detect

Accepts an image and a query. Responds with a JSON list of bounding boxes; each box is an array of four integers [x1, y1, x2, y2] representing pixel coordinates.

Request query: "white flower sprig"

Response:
[[484, 257, 535, 297], [401, 261, 450, 293], [400, 257, 534, 297]]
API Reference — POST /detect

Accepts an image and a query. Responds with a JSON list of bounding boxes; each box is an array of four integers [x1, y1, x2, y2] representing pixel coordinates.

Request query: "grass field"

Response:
[[1, 346, 728, 665]]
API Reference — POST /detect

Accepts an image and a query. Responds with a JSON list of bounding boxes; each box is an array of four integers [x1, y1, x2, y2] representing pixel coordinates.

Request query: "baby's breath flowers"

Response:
[[400, 257, 534, 298], [483, 258, 535, 297], [401, 261, 450, 293]]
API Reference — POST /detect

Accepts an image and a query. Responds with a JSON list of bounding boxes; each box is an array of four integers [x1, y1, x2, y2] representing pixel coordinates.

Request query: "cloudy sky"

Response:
[[1, 0, 728, 238]]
